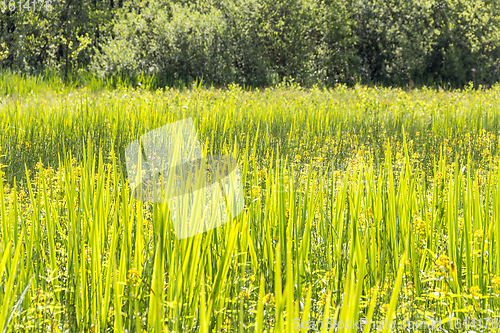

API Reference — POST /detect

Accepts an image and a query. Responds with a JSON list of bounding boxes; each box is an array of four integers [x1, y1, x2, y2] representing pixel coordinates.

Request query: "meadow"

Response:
[[1, 75, 500, 332]]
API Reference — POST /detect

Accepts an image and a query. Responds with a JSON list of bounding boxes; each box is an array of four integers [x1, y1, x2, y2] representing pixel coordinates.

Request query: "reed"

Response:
[[1, 79, 500, 331]]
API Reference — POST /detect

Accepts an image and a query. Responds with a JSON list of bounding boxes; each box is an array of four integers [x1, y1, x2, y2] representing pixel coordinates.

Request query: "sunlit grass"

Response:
[[1, 79, 500, 331]]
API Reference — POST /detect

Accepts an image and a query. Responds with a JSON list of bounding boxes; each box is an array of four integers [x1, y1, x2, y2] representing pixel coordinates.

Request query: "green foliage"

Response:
[[354, 0, 500, 87], [93, 0, 345, 87], [425, 0, 500, 87], [0, 0, 114, 76], [318, 0, 360, 85], [253, 0, 322, 85], [2, 0, 500, 88], [92, 0, 240, 85], [217, 0, 269, 86]]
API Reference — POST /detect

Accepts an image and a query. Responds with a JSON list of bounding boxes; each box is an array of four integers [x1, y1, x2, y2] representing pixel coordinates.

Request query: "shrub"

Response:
[[92, 0, 500, 88], [353, 0, 500, 87]]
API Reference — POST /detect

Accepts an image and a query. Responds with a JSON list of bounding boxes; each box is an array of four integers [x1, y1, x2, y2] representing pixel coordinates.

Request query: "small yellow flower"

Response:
[[414, 217, 427, 238], [492, 276, 500, 289], [107, 308, 114, 324], [84, 246, 92, 263], [126, 268, 141, 285], [404, 281, 415, 297], [435, 254, 450, 269], [263, 293, 275, 304], [324, 268, 336, 282], [470, 286, 481, 298], [252, 185, 261, 197], [473, 229, 484, 243], [221, 317, 231, 329]]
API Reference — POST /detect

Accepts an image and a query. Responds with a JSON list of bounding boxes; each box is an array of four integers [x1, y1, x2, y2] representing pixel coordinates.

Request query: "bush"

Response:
[[93, 0, 325, 87], [353, 0, 500, 87], [92, 0, 500, 88], [92, 1, 236, 85], [317, 0, 360, 85], [0, 0, 113, 76]]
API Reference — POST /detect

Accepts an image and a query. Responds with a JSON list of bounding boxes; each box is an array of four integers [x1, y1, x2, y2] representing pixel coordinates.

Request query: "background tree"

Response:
[[2, 0, 500, 88]]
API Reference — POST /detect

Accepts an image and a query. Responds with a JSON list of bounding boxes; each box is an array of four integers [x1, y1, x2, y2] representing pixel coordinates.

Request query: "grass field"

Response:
[[2, 75, 500, 332]]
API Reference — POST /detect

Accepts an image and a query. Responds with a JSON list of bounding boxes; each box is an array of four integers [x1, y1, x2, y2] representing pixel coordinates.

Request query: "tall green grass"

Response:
[[1, 137, 499, 332], [1, 82, 500, 183], [1, 79, 500, 331]]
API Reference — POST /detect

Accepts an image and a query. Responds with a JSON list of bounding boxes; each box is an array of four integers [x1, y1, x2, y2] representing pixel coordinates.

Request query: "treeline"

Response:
[[1, 0, 500, 88]]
